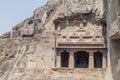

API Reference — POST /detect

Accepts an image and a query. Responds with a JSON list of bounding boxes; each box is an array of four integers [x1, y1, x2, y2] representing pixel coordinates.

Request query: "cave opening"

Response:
[[74, 51, 89, 68], [22, 34, 34, 37], [61, 51, 69, 67], [94, 51, 103, 68]]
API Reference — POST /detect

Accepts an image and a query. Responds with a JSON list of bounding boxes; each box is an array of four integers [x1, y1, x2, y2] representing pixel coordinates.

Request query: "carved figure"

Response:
[[57, 26, 61, 34], [79, 23, 84, 29], [93, 34, 96, 41], [79, 34, 83, 40], [85, 25, 91, 35]]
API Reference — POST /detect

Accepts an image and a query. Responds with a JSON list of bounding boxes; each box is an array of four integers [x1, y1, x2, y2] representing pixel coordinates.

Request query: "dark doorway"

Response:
[[74, 51, 89, 68], [61, 51, 69, 67], [94, 51, 103, 68], [22, 34, 34, 37]]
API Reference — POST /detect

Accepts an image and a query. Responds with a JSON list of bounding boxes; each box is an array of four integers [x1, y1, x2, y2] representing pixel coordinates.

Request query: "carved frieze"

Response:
[[56, 22, 104, 43]]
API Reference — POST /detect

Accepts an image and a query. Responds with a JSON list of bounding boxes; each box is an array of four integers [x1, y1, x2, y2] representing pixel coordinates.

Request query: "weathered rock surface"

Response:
[[0, 0, 119, 80], [106, 0, 120, 80]]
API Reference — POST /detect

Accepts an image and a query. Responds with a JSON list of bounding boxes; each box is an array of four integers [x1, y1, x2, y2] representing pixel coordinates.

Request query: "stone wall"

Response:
[[107, 0, 120, 80], [107, 0, 120, 39], [110, 40, 120, 80]]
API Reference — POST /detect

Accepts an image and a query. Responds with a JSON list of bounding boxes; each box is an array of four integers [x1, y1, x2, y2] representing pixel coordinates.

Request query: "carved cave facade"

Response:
[[11, 19, 35, 38], [54, 14, 107, 69]]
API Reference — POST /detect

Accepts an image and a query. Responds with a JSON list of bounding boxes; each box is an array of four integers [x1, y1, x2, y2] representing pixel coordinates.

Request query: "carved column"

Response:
[[56, 52, 61, 68], [69, 52, 74, 68], [89, 51, 94, 69], [102, 52, 107, 69]]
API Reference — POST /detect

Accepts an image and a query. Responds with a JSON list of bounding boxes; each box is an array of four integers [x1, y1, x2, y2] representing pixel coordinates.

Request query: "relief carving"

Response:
[[55, 14, 105, 43], [57, 26, 61, 34]]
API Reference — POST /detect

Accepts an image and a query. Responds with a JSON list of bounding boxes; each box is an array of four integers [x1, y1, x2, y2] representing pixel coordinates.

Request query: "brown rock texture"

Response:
[[0, 0, 119, 80]]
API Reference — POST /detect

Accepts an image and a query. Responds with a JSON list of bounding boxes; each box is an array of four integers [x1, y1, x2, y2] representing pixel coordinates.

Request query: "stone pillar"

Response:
[[69, 52, 74, 68], [89, 51, 94, 69], [56, 52, 61, 68], [102, 52, 107, 69]]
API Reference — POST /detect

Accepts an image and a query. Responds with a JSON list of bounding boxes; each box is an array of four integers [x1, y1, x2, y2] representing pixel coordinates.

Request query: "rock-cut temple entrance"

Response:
[[54, 15, 107, 69], [57, 50, 105, 69], [74, 51, 89, 68]]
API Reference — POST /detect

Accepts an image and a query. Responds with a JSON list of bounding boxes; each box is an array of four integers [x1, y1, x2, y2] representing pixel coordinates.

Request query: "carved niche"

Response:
[[21, 19, 34, 37]]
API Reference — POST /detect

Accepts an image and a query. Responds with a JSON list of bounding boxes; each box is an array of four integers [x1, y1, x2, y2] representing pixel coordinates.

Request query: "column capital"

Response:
[[89, 51, 94, 56], [87, 50, 94, 53], [69, 51, 74, 56]]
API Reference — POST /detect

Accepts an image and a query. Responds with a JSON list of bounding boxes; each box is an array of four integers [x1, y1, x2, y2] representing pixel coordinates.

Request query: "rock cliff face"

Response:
[[106, 0, 120, 80], [0, 0, 119, 80], [0, 0, 104, 38]]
